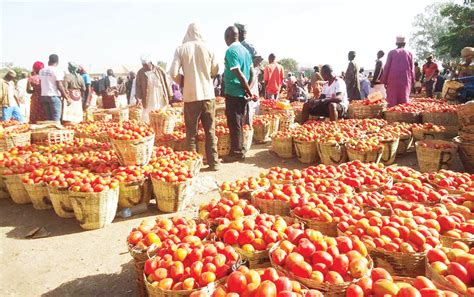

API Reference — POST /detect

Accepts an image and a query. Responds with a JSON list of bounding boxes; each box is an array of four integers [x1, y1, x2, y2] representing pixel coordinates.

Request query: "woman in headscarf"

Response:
[[62, 62, 86, 124], [27, 61, 45, 123]]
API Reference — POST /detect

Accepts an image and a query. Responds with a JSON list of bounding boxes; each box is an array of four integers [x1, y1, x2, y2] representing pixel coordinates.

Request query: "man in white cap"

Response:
[[381, 36, 414, 107], [459, 47, 474, 78]]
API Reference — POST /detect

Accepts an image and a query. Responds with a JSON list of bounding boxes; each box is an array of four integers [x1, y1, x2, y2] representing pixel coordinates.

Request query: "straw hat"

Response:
[[461, 47, 474, 58]]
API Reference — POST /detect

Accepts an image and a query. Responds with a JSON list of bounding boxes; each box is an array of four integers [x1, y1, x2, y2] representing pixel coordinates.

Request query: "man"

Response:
[[433, 70, 445, 94], [414, 62, 422, 94], [371, 50, 386, 98], [234, 23, 257, 58], [0, 70, 24, 122], [223, 26, 255, 163], [345, 51, 361, 100], [170, 23, 220, 170], [457, 47, 474, 102], [39, 54, 69, 122], [381, 36, 414, 107], [359, 69, 371, 99], [309, 66, 323, 98], [16, 71, 30, 120], [126, 71, 136, 104], [301, 64, 348, 123], [263, 53, 284, 99], [102, 69, 118, 109], [422, 55, 438, 98], [79, 65, 92, 110], [249, 55, 263, 123], [135, 55, 172, 122]]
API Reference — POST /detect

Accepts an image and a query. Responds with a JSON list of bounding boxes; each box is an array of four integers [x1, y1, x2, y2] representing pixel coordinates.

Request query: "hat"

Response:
[[461, 47, 474, 58], [396, 36, 405, 43], [140, 54, 152, 64], [234, 23, 247, 32], [426, 54, 433, 59], [6, 69, 16, 78]]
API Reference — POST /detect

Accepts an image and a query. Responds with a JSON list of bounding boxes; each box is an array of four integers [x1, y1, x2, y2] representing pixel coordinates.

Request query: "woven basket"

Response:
[[290, 211, 338, 237], [396, 135, 414, 156], [412, 128, 454, 141], [384, 111, 420, 123], [129, 106, 143, 121], [217, 134, 231, 157], [348, 103, 386, 119], [425, 258, 465, 295], [111, 135, 155, 166], [294, 140, 319, 164], [128, 243, 161, 297], [234, 246, 270, 268], [0, 166, 10, 199], [243, 129, 253, 152], [253, 122, 271, 143], [69, 187, 119, 230], [278, 115, 294, 132], [215, 104, 226, 117], [110, 108, 129, 122], [271, 137, 294, 158], [453, 136, 474, 173], [380, 138, 400, 165], [0, 132, 31, 152], [93, 112, 112, 122], [458, 103, 474, 129], [369, 247, 427, 277], [3, 174, 30, 204], [415, 140, 458, 173], [362, 205, 393, 216], [252, 192, 290, 216], [31, 129, 74, 145], [24, 182, 52, 210], [47, 184, 75, 218], [359, 177, 393, 193], [421, 111, 459, 128], [151, 178, 192, 213], [149, 112, 177, 137], [347, 146, 383, 164], [440, 234, 474, 248], [317, 142, 348, 165], [269, 117, 280, 136], [118, 179, 152, 209]]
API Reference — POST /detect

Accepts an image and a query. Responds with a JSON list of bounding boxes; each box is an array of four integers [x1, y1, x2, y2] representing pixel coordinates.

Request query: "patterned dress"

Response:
[[28, 75, 46, 124]]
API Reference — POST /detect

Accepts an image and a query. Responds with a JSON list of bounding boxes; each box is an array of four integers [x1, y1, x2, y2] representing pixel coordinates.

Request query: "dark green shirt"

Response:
[[224, 42, 252, 98]]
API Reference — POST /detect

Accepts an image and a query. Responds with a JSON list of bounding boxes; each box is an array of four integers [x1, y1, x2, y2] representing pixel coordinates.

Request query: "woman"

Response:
[[27, 61, 45, 123], [62, 62, 85, 124]]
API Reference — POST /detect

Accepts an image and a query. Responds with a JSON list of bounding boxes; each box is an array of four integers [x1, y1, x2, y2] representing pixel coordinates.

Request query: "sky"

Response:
[[0, 0, 454, 76]]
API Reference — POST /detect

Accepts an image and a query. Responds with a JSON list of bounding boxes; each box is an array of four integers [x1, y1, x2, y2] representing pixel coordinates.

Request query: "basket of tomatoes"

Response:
[[109, 121, 155, 166]]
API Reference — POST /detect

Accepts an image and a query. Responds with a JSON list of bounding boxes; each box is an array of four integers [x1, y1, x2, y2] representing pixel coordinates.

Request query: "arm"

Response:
[[381, 52, 392, 85], [249, 67, 258, 94], [57, 81, 69, 99], [26, 79, 34, 94], [170, 49, 183, 86], [231, 68, 252, 98], [263, 67, 269, 84], [372, 61, 381, 86], [210, 52, 219, 77]]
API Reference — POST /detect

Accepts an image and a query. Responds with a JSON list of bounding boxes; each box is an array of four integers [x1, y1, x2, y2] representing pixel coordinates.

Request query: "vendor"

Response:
[[459, 47, 474, 78], [301, 64, 348, 123]]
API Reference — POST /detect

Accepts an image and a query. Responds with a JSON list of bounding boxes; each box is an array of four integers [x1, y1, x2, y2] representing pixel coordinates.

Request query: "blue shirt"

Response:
[[81, 73, 91, 86], [224, 42, 252, 98]]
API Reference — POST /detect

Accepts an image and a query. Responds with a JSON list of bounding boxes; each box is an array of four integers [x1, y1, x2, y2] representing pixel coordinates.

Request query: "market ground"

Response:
[[0, 143, 465, 297]]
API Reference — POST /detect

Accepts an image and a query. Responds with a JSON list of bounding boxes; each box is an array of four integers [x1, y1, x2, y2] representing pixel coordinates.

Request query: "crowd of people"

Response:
[[0, 22, 472, 171]]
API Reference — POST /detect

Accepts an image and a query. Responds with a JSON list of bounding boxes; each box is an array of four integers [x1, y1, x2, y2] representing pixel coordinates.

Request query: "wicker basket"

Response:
[[110, 108, 129, 122], [440, 234, 474, 248], [347, 146, 383, 164], [421, 111, 459, 128], [111, 135, 155, 166], [151, 178, 192, 213], [369, 247, 427, 277], [47, 184, 75, 218], [0, 166, 10, 199], [278, 115, 294, 131], [243, 129, 253, 152], [396, 135, 414, 156], [217, 134, 231, 157], [216, 104, 226, 117], [412, 128, 454, 141], [415, 140, 458, 173], [252, 196, 290, 217], [453, 136, 474, 173], [93, 112, 112, 122], [3, 174, 30, 204], [290, 211, 338, 237], [24, 182, 52, 210], [348, 103, 386, 119], [271, 136, 294, 158], [69, 187, 119, 230], [118, 179, 152, 209], [253, 122, 271, 143], [234, 246, 270, 268], [128, 243, 160, 297], [149, 112, 177, 137], [384, 111, 420, 123], [362, 205, 393, 216], [425, 258, 465, 295], [458, 102, 474, 129], [269, 116, 280, 136], [380, 138, 400, 165], [0, 132, 31, 152], [129, 106, 143, 121], [359, 177, 393, 193], [144, 271, 222, 297], [31, 129, 74, 145], [317, 142, 348, 165], [294, 140, 319, 164]]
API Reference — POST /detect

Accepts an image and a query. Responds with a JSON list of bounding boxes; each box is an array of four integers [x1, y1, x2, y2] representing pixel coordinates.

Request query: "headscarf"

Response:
[[32, 61, 44, 74], [68, 62, 82, 84], [140, 54, 152, 65], [182, 23, 204, 43]]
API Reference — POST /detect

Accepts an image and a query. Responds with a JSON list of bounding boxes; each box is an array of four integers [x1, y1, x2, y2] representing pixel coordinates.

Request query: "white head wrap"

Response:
[[140, 54, 152, 64], [182, 23, 204, 43]]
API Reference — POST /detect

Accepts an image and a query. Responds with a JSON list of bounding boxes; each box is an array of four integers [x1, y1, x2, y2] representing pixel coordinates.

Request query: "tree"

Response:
[[157, 61, 167, 71], [278, 58, 298, 74]]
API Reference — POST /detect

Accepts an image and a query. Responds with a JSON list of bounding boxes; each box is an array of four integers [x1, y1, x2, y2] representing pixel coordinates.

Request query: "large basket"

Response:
[[31, 129, 74, 145], [440, 234, 474, 248], [149, 112, 177, 137], [369, 247, 426, 277], [454, 137, 474, 173], [348, 103, 386, 119], [93, 112, 112, 122], [294, 140, 319, 164], [317, 142, 348, 165], [234, 246, 270, 268], [384, 111, 420, 123], [144, 271, 222, 297], [151, 178, 192, 213], [69, 187, 119, 230], [47, 184, 75, 218], [111, 135, 155, 166], [0, 166, 10, 199], [425, 258, 465, 295], [251, 192, 290, 216], [269, 116, 280, 136], [415, 140, 458, 173], [0, 132, 31, 151], [396, 135, 414, 156], [129, 106, 143, 121], [421, 111, 459, 128], [118, 179, 152, 209], [217, 134, 231, 157], [24, 182, 52, 210], [412, 128, 454, 141], [278, 115, 294, 131], [128, 242, 157, 297], [3, 174, 30, 204], [291, 211, 338, 237], [271, 136, 294, 158], [110, 108, 129, 122], [253, 122, 271, 143], [458, 102, 474, 129], [243, 129, 253, 152], [380, 138, 399, 165], [347, 146, 383, 164]]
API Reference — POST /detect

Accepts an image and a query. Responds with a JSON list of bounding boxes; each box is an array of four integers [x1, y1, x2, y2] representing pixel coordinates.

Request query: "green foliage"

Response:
[[278, 58, 298, 74], [157, 61, 167, 71]]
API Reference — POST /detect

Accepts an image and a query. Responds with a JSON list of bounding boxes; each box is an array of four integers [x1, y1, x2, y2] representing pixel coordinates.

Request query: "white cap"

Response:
[[140, 54, 152, 64], [396, 36, 405, 43]]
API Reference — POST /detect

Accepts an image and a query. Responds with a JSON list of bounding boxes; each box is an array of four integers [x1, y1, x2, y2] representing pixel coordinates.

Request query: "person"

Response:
[[101, 69, 118, 109], [380, 36, 414, 107], [213, 74, 222, 97], [414, 62, 422, 94], [368, 72, 373, 81], [422, 55, 439, 98], [16, 72, 30, 120], [126, 71, 136, 104], [359, 71, 371, 99], [301, 64, 348, 123], [62, 62, 86, 124], [234, 23, 257, 58], [135, 55, 173, 123], [309, 66, 324, 97], [371, 50, 386, 98], [27, 61, 45, 123], [433, 70, 445, 94], [248, 55, 263, 123], [39, 54, 69, 122], [263, 53, 284, 99], [285, 72, 296, 94], [297, 72, 308, 90], [345, 51, 361, 100], [170, 23, 220, 170], [79, 65, 92, 110], [288, 82, 308, 102], [459, 47, 474, 78], [171, 83, 183, 103], [222, 26, 255, 163], [0, 70, 24, 122], [116, 77, 128, 107]]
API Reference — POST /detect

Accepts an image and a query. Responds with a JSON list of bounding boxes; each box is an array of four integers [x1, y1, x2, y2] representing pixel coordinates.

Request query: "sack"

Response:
[[68, 89, 82, 101]]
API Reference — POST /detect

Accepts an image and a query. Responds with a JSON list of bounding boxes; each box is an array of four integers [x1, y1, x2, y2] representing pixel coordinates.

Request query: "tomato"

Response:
[[128, 231, 143, 245]]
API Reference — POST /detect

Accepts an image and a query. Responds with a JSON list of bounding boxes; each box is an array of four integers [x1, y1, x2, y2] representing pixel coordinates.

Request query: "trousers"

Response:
[[225, 95, 248, 156]]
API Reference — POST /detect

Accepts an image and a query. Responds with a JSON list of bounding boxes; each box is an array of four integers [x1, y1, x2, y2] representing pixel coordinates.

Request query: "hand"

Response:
[[251, 94, 258, 102]]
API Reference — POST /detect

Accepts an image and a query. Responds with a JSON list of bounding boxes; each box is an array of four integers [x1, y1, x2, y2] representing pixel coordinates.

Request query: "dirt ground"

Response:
[[0, 143, 465, 297]]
